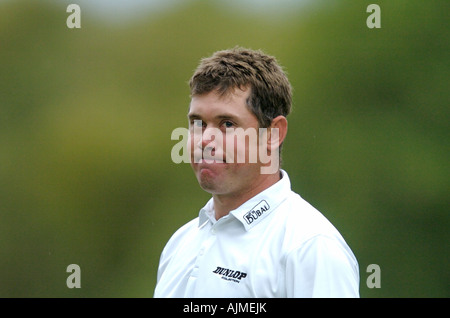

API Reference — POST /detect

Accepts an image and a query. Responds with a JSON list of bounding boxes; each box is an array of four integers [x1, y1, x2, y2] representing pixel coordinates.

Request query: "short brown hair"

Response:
[[189, 47, 292, 128]]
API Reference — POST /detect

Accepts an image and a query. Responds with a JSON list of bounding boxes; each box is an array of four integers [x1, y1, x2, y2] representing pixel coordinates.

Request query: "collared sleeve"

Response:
[[285, 235, 360, 298]]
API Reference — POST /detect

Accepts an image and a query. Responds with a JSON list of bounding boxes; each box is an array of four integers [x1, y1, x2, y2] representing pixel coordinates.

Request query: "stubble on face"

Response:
[[188, 88, 264, 197]]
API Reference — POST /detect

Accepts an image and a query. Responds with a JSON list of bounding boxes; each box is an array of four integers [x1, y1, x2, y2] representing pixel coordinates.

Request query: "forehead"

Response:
[[188, 88, 253, 120]]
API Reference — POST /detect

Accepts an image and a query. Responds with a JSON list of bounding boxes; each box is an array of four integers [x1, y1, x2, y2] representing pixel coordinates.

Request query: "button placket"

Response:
[[194, 225, 216, 268]]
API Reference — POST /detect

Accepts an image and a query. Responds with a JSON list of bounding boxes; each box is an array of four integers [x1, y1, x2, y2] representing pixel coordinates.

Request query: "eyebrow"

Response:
[[187, 113, 239, 122], [187, 113, 200, 120]]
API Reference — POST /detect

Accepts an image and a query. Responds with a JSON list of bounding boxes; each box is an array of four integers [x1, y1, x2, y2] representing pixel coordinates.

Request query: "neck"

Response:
[[212, 170, 281, 220]]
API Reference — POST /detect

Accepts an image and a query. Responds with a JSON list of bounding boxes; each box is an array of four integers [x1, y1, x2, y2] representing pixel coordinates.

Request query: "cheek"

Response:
[[188, 132, 202, 163], [188, 133, 195, 152], [223, 136, 240, 162], [225, 135, 260, 164]]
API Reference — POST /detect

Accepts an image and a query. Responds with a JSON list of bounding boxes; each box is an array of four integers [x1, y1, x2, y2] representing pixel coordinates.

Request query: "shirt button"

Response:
[[211, 228, 216, 235]]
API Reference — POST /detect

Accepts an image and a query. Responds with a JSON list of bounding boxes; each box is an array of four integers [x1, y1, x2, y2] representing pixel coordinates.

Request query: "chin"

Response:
[[196, 172, 222, 193], [198, 181, 220, 194]]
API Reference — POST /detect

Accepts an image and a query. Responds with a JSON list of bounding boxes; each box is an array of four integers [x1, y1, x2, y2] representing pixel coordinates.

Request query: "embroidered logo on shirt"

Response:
[[243, 200, 270, 225], [212, 266, 247, 283]]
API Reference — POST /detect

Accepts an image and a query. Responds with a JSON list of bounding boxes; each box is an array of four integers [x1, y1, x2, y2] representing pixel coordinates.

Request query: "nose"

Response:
[[200, 127, 217, 150]]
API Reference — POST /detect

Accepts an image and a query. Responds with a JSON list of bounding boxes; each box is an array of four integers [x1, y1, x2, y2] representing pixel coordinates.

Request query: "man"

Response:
[[154, 47, 359, 297]]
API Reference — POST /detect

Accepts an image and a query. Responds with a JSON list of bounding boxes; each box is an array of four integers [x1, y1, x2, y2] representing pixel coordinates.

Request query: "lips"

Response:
[[191, 150, 226, 164], [200, 156, 226, 164]]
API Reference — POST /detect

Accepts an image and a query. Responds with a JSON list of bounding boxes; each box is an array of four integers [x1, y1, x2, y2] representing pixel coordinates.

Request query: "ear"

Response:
[[267, 115, 288, 152]]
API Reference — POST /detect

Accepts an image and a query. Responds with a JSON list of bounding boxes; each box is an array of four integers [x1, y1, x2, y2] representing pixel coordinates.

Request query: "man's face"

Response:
[[188, 88, 266, 197]]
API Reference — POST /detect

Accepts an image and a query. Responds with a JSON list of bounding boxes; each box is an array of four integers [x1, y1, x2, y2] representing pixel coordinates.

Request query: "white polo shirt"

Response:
[[154, 170, 359, 298]]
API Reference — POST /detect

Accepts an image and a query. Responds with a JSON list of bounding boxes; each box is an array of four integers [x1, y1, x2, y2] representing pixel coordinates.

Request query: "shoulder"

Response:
[[278, 192, 343, 244], [275, 191, 357, 261], [278, 193, 360, 297]]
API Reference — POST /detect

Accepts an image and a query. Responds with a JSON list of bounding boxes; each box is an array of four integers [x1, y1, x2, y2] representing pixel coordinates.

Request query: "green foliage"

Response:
[[0, 0, 448, 297]]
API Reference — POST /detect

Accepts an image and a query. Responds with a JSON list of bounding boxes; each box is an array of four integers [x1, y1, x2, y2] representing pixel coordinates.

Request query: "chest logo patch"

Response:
[[212, 266, 247, 283]]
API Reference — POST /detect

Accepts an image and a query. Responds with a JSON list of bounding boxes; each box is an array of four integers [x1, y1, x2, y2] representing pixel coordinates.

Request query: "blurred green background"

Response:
[[0, 0, 448, 297]]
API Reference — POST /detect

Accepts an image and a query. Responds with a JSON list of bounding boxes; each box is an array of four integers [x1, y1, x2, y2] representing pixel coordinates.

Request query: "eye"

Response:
[[222, 120, 234, 128]]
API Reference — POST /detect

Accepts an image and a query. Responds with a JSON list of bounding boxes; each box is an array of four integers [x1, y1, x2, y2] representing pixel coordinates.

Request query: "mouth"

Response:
[[196, 157, 225, 180], [191, 148, 227, 165]]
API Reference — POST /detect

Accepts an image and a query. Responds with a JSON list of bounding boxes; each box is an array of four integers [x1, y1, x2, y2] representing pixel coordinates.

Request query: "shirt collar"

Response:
[[198, 169, 292, 231]]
